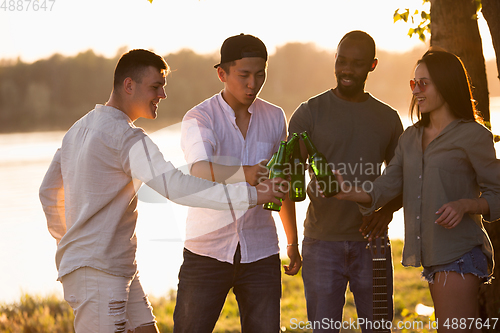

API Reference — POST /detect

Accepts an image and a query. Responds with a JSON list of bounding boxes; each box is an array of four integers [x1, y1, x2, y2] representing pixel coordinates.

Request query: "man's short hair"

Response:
[[338, 30, 376, 60], [218, 61, 236, 74], [113, 49, 169, 89]]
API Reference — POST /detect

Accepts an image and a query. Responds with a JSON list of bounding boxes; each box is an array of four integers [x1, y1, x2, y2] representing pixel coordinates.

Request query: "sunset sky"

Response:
[[0, 0, 496, 63]]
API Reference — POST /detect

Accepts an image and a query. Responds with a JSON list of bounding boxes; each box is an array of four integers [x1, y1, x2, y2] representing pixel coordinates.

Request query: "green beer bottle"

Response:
[[300, 131, 339, 197], [263, 141, 287, 211], [285, 133, 299, 163], [266, 152, 277, 170], [289, 136, 306, 202]]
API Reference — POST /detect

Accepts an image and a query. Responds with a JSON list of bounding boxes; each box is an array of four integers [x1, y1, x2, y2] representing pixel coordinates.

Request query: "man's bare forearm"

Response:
[[279, 196, 299, 245]]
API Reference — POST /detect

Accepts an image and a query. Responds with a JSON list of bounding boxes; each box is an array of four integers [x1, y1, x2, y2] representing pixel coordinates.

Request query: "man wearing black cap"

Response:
[[174, 34, 300, 332]]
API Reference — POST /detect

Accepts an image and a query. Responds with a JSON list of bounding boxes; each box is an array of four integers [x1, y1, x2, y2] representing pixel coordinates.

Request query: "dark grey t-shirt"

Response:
[[289, 89, 404, 241]]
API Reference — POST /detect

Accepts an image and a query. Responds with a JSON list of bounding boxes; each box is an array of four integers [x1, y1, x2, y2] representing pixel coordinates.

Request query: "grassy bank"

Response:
[[0, 240, 435, 332]]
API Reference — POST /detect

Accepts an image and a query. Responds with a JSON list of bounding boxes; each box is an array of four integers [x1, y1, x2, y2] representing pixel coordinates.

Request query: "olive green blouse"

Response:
[[361, 119, 500, 273]]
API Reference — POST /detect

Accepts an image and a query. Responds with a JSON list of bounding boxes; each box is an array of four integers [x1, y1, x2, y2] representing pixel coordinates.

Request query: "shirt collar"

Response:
[[417, 118, 473, 149], [95, 104, 135, 126], [418, 118, 469, 133], [441, 118, 477, 136], [216, 91, 255, 119]]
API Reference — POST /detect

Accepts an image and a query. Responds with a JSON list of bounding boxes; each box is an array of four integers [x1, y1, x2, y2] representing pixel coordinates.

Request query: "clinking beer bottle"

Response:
[[263, 141, 287, 211], [266, 152, 277, 170], [300, 131, 339, 197], [289, 134, 306, 202], [285, 133, 299, 163]]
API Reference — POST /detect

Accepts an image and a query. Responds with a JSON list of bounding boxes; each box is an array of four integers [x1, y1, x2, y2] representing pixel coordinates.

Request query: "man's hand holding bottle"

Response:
[[255, 177, 288, 205]]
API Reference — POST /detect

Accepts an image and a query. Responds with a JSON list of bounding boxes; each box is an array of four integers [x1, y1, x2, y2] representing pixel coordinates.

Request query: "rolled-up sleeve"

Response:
[[466, 128, 500, 222], [181, 111, 216, 167]]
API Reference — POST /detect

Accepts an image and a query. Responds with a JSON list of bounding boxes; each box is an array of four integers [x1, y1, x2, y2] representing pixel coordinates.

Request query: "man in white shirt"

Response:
[[174, 34, 301, 333], [39, 49, 285, 333]]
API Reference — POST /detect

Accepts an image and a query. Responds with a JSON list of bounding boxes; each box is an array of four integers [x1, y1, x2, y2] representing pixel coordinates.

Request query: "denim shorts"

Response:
[[421, 246, 489, 284]]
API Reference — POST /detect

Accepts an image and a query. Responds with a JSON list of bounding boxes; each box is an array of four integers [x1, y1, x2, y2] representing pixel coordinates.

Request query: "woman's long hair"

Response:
[[410, 49, 483, 126]]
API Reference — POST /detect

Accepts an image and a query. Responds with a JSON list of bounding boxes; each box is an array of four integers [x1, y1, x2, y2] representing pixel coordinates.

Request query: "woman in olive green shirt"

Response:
[[336, 49, 500, 332]]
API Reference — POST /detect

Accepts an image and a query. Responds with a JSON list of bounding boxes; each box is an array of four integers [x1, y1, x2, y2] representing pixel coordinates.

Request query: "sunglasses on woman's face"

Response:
[[410, 78, 429, 92]]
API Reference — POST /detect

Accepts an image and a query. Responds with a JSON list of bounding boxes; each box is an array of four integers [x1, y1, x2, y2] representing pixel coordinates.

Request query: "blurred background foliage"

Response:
[[1, 43, 499, 134]]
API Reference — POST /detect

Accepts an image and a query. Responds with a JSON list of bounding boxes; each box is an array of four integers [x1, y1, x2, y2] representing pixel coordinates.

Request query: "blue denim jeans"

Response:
[[302, 237, 394, 333], [173, 245, 281, 333]]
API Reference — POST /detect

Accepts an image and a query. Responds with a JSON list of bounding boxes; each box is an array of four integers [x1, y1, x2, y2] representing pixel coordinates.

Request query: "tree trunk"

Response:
[[478, 224, 500, 332], [430, 1, 499, 331], [478, 2, 500, 329], [430, 0, 490, 122], [482, 0, 500, 89]]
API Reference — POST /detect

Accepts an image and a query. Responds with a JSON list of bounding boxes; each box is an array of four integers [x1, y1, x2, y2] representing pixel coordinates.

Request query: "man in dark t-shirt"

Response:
[[282, 31, 404, 333]]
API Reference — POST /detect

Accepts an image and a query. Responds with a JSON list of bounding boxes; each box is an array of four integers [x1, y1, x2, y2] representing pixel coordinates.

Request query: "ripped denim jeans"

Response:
[[62, 267, 156, 333], [421, 246, 490, 285]]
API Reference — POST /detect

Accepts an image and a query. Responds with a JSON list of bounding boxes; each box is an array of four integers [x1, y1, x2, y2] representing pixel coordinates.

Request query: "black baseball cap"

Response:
[[214, 33, 268, 68]]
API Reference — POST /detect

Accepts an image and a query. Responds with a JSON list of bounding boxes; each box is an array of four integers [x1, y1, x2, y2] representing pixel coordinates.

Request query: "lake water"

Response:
[[1, 99, 500, 304]]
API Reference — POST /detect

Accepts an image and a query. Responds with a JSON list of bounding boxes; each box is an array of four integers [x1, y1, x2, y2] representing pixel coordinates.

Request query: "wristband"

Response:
[[287, 243, 299, 247]]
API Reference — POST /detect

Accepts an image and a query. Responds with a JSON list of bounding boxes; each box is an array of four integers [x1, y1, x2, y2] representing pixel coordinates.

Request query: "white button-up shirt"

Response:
[[181, 93, 287, 263], [39, 104, 257, 280]]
